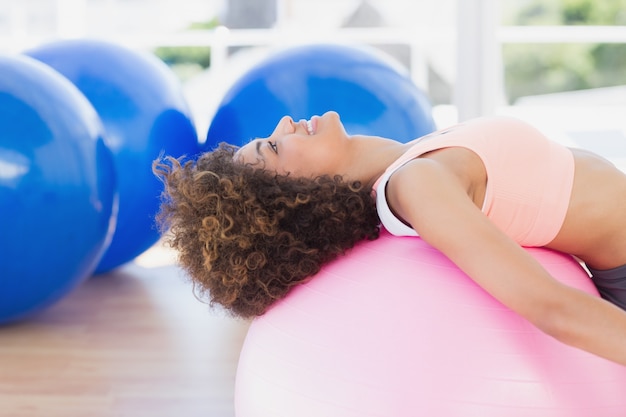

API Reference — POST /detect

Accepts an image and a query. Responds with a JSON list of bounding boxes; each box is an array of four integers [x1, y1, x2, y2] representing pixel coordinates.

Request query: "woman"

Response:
[[154, 111, 626, 366]]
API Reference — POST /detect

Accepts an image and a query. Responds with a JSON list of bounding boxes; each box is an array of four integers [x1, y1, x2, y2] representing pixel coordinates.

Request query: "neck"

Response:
[[343, 134, 415, 188]]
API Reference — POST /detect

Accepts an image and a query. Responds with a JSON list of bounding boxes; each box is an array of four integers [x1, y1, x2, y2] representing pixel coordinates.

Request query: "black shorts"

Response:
[[587, 264, 626, 311]]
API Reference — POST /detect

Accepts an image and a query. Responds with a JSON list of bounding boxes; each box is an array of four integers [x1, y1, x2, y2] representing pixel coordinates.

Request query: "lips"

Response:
[[307, 115, 320, 135]]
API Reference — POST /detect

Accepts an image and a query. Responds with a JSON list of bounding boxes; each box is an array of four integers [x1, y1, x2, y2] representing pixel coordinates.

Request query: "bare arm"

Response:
[[386, 158, 626, 366]]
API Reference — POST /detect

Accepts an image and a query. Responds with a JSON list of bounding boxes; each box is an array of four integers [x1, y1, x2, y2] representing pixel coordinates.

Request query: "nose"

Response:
[[280, 115, 293, 128], [271, 116, 296, 137]]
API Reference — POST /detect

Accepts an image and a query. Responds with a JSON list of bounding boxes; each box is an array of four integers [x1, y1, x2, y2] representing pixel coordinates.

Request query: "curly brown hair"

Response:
[[153, 143, 380, 319]]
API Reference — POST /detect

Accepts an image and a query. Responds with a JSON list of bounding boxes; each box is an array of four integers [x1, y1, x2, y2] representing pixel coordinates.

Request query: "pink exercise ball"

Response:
[[235, 230, 626, 417]]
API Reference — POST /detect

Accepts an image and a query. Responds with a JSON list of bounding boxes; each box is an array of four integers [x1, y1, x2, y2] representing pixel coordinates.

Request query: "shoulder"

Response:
[[387, 157, 451, 192], [386, 149, 479, 203], [384, 158, 473, 233]]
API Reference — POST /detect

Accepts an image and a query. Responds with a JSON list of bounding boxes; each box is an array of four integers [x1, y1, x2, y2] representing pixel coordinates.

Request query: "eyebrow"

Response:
[[256, 140, 262, 157]]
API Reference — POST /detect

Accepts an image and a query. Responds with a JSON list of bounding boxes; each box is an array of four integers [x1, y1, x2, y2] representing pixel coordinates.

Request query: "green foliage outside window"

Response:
[[502, 0, 626, 102], [153, 17, 220, 81]]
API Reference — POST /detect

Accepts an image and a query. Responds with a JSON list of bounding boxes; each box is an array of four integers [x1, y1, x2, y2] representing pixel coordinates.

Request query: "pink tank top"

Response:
[[373, 117, 575, 247]]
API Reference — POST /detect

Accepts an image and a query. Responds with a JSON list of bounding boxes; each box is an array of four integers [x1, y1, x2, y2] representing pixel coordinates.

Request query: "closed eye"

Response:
[[268, 141, 278, 154]]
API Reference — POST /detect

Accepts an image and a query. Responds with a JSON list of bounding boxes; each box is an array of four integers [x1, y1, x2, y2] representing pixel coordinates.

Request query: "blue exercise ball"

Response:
[[26, 40, 200, 273], [0, 54, 116, 324], [206, 43, 435, 148]]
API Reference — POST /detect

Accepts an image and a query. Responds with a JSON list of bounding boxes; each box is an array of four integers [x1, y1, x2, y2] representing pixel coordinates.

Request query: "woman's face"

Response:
[[235, 111, 351, 177]]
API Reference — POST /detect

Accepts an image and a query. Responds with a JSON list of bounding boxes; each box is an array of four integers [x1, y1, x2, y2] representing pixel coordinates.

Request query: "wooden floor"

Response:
[[0, 244, 250, 417]]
